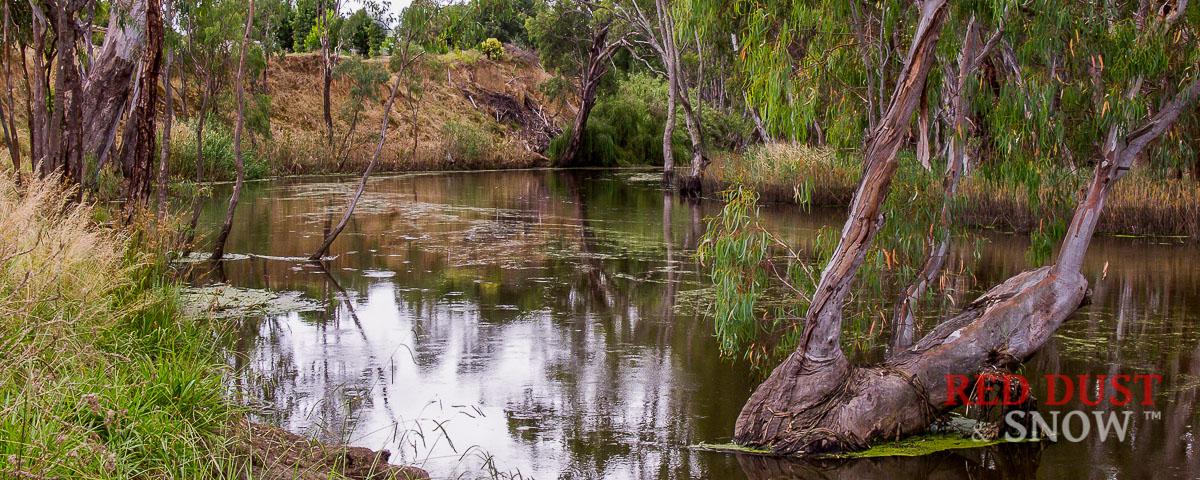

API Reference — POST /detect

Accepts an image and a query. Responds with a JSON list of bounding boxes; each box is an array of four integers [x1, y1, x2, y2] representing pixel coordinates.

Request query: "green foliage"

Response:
[[480, 37, 504, 59], [442, 120, 493, 164], [420, 0, 535, 52], [547, 73, 684, 166], [341, 8, 387, 57], [174, 117, 269, 182], [696, 186, 772, 359], [0, 177, 240, 477], [525, 0, 594, 78]]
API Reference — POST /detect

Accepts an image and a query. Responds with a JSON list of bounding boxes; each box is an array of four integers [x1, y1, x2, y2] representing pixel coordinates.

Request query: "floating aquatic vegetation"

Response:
[[180, 284, 324, 319], [172, 252, 252, 263]]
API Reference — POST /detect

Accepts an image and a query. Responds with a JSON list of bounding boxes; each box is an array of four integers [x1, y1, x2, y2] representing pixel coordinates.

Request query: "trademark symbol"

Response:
[[1144, 411, 1162, 420]]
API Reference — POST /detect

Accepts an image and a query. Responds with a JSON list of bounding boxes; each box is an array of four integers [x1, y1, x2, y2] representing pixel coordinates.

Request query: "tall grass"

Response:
[[712, 143, 1200, 238], [0, 174, 241, 478]]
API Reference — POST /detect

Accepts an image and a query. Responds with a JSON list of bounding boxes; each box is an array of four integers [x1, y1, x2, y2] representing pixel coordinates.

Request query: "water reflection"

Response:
[[184, 169, 1200, 479]]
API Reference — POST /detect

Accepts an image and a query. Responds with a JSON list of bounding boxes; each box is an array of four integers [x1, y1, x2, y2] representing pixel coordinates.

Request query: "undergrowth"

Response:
[[0, 174, 242, 478]]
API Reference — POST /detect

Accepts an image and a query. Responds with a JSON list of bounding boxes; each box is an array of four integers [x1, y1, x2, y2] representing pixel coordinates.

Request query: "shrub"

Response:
[[442, 120, 493, 165], [171, 116, 269, 182], [549, 73, 684, 166], [479, 37, 504, 60]]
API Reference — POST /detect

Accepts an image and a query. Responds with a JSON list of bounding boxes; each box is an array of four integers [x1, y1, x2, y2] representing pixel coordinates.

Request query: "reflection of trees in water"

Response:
[[202, 171, 1200, 478]]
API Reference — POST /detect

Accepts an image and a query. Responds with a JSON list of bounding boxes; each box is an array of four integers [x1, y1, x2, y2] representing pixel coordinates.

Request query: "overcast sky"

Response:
[[342, 0, 413, 22]]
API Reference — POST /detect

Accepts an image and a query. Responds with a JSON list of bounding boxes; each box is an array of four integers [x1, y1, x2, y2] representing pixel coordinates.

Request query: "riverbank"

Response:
[[706, 143, 1200, 238], [0, 174, 426, 479], [164, 48, 564, 182]]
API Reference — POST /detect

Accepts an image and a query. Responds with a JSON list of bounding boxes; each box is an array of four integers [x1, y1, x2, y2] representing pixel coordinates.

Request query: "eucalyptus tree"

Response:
[[526, 0, 630, 166], [308, 0, 436, 261], [178, 0, 244, 250], [118, 0, 165, 211], [694, 0, 1200, 455], [615, 0, 707, 187], [211, 0, 256, 260], [318, 0, 341, 145]]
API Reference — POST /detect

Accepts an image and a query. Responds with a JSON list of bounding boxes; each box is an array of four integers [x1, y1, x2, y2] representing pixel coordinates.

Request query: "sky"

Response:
[[342, 0, 413, 22]]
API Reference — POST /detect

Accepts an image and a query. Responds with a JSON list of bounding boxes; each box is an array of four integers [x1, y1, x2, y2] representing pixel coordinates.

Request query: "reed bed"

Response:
[[710, 143, 1200, 238]]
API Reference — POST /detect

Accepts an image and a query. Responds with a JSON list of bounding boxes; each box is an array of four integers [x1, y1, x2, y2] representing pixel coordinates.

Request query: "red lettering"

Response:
[[1110, 374, 1132, 406], [1079, 374, 1106, 407], [945, 374, 971, 406], [1002, 374, 1031, 406], [1135, 374, 1163, 406], [976, 373, 1001, 406], [1046, 374, 1074, 406]]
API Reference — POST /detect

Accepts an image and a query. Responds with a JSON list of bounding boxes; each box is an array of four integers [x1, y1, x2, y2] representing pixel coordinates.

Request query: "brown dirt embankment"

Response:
[[234, 420, 428, 480], [249, 46, 568, 175]]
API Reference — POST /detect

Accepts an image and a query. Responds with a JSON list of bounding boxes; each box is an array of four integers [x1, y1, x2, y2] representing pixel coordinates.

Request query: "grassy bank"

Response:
[[708, 143, 1200, 238], [0, 175, 425, 479], [0, 175, 237, 477], [166, 50, 560, 182]]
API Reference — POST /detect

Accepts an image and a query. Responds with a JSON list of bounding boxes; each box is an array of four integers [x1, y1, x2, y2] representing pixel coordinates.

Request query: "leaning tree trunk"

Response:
[[891, 18, 998, 351], [734, 0, 950, 454], [308, 71, 405, 261], [558, 23, 620, 167], [734, 1, 1200, 454], [211, 0, 254, 260]]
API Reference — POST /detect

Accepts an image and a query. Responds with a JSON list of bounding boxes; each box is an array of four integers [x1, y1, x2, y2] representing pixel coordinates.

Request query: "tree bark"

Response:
[[558, 22, 622, 167], [734, 6, 1200, 454], [121, 0, 164, 213], [80, 0, 150, 164], [211, 0, 255, 260], [734, 0, 950, 453]]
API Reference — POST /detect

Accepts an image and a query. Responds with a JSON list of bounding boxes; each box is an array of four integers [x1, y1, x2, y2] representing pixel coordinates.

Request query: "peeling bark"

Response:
[[81, 0, 150, 163], [733, 4, 1200, 452], [121, 0, 164, 212]]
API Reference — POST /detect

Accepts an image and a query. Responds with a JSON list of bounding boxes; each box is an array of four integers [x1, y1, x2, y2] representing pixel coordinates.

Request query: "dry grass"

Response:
[[713, 142, 1200, 238], [252, 52, 560, 176], [706, 143, 860, 206], [0, 174, 128, 363]]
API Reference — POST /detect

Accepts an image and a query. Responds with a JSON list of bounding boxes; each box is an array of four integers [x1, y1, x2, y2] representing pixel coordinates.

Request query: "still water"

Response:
[[186, 169, 1200, 479]]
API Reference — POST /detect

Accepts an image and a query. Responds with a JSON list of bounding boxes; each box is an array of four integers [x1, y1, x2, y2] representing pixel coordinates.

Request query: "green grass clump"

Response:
[[0, 173, 242, 478]]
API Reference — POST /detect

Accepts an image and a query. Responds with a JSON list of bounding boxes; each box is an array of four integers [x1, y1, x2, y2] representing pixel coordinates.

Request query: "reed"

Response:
[[711, 143, 1200, 238]]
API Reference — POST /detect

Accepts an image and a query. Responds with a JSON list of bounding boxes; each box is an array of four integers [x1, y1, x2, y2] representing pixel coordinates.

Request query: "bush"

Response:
[[549, 73, 684, 166], [479, 37, 504, 60], [442, 120, 493, 165], [171, 116, 269, 182]]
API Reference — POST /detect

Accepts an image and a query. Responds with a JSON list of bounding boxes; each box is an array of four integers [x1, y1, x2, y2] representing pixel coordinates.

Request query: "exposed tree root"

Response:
[[735, 267, 1088, 455]]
